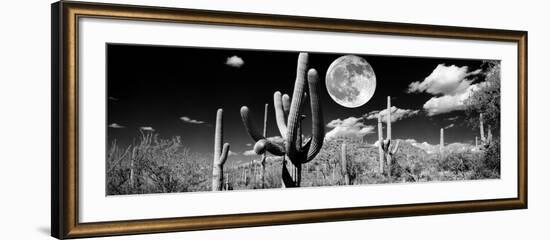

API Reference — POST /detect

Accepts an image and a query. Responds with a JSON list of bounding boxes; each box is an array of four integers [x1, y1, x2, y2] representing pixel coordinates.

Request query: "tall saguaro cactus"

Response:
[[212, 109, 230, 191], [378, 96, 400, 179], [377, 115, 384, 173], [479, 113, 486, 142], [387, 96, 392, 139], [479, 113, 493, 146], [341, 141, 350, 185], [129, 146, 137, 189], [381, 139, 399, 178], [240, 53, 325, 188], [224, 173, 230, 190], [259, 103, 268, 189]]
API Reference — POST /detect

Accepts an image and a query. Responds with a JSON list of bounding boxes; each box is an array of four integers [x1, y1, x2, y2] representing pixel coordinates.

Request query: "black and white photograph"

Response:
[[106, 44, 501, 195]]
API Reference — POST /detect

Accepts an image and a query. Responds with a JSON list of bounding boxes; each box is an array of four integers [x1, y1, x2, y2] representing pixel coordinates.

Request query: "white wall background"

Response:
[[0, 0, 546, 239]]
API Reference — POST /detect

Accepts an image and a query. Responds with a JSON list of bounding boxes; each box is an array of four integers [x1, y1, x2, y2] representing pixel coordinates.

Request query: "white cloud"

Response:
[[423, 84, 479, 116], [228, 151, 238, 157], [326, 117, 375, 140], [180, 116, 205, 124], [140, 126, 155, 131], [243, 150, 257, 156], [225, 55, 244, 68], [408, 64, 481, 95], [408, 64, 483, 116], [108, 123, 125, 128], [365, 106, 419, 122], [245, 143, 252, 147], [423, 95, 464, 116]]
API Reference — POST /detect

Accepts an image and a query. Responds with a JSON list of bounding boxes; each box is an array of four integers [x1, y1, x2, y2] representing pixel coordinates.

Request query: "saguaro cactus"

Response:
[[387, 96, 392, 139], [479, 113, 485, 142], [129, 146, 137, 189], [260, 103, 268, 188], [479, 113, 493, 146], [377, 115, 384, 173], [377, 96, 400, 178], [224, 173, 230, 190], [341, 141, 350, 185], [240, 53, 325, 188], [212, 109, 230, 191], [381, 139, 399, 178], [242, 168, 248, 185]]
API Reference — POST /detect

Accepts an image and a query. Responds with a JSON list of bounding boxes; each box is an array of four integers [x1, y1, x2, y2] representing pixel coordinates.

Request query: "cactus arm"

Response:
[[305, 69, 325, 162], [219, 143, 230, 165], [282, 94, 291, 116], [261, 103, 268, 189], [214, 109, 224, 161], [273, 92, 288, 138], [382, 139, 390, 152], [240, 106, 264, 142], [286, 53, 309, 161], [253, 138, 286, 156], [391, 140, 400, 155], [242, 103, 287, 156], [260, 103, 269, 188], [263, 103, 268, 137]]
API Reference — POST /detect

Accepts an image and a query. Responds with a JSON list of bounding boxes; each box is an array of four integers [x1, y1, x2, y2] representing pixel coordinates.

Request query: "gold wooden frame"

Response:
[[51, 1, 527, 239]]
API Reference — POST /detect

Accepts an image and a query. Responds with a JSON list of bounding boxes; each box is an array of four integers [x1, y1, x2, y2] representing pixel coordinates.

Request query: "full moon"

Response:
[[325, 55, 376, 108]]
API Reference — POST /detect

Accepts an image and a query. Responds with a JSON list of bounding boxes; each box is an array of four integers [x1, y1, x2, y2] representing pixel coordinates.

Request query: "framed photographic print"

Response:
[[51, 1, 527, 239]]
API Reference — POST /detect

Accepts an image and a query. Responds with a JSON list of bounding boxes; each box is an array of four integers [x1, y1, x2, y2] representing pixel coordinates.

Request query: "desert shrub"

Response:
[[224, 156, 285, 190], [439, 151, 479, 174], [106, 140, 134, 194], [472, 138, 500, 179], [106, 132, 210, 195], [483, 139, 500, 171], [262, 161, 283, 188]]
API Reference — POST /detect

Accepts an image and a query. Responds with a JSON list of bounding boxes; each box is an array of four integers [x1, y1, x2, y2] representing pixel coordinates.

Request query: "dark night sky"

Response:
[[107, 44, 494, 158]]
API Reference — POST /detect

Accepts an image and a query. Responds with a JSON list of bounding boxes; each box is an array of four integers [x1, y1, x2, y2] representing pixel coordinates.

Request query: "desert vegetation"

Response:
[[107, 132, 500, 195]]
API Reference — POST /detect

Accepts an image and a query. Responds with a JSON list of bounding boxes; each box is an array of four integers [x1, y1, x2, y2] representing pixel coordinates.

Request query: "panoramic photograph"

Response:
[[106, 44, 501, 195]]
